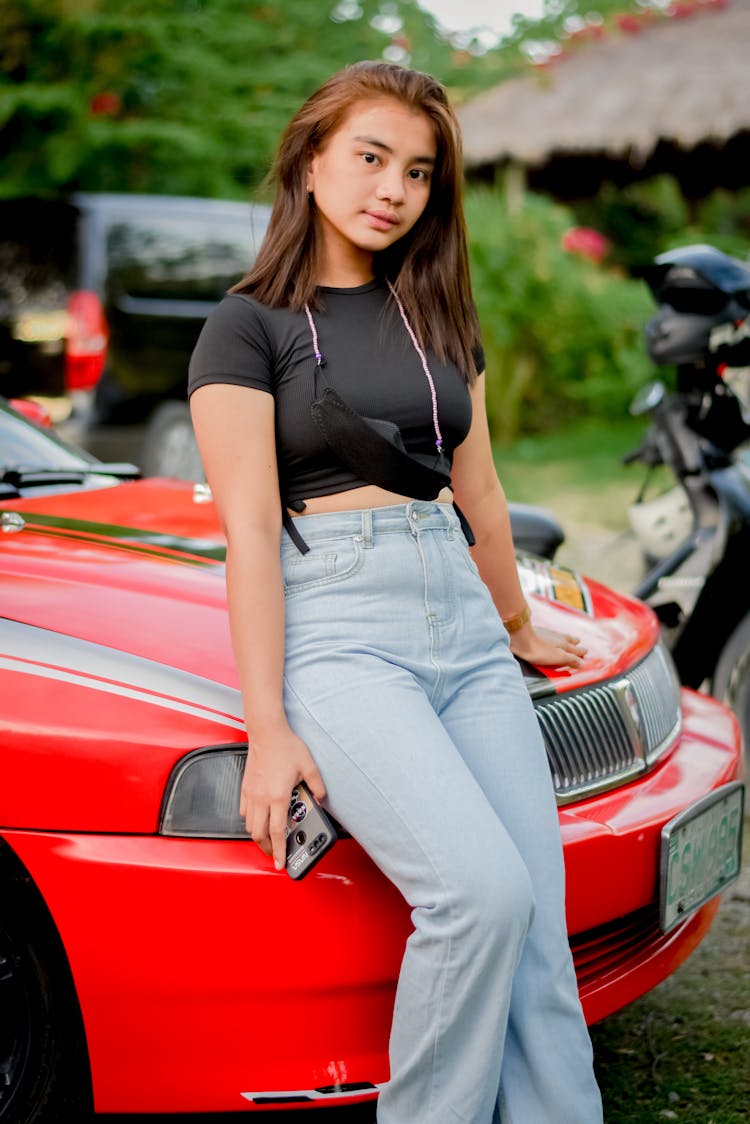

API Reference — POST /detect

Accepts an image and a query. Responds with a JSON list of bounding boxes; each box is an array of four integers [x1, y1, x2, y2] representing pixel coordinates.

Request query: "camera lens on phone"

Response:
[[290, 800, 307, 824], [295, 830, 306, 845]]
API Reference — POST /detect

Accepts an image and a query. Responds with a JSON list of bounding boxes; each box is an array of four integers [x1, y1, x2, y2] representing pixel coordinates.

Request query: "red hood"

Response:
[[1, 478, 658, 692]]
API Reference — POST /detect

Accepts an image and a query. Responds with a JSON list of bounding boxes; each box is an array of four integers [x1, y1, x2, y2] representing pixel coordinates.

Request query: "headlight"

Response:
[[160, 745, 249, 838]]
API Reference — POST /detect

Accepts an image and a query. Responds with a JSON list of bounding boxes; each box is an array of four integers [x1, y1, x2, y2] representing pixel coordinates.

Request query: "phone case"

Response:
[[285, 782, 338, 880]]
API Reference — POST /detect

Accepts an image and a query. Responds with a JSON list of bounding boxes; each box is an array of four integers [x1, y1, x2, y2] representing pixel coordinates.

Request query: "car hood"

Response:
[[1, 479, 658, 697]]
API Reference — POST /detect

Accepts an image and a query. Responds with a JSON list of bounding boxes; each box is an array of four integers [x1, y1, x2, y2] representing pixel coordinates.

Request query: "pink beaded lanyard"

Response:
[[303, 280, 444, 457]]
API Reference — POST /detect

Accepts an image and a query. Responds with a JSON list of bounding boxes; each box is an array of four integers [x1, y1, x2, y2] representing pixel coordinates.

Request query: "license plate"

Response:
[[660, 782, 744, 933]]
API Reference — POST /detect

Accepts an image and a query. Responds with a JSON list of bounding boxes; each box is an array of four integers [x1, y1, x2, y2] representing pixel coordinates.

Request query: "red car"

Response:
[[0, 398, 744, 1121]]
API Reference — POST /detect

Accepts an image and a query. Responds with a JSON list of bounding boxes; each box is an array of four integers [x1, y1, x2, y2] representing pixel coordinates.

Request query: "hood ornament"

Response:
[[1, 511, 26, 533]]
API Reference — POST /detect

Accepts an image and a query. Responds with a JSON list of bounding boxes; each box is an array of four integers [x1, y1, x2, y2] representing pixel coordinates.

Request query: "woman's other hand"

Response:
[[509, 623, 586, 671], [240, 725, 326, 871]]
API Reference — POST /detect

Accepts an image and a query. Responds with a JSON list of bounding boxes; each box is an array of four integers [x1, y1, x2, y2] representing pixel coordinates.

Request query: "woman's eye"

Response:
[[362, 152, 379, 165], [408, 168, 430, 182]]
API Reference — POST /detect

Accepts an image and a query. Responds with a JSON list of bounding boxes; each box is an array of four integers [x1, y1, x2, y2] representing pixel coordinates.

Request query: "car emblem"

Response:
[[615, 677, 645, 758], [1, 511, 26, 533]]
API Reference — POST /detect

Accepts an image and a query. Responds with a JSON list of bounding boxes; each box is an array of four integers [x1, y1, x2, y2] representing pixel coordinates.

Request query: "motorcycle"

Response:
[[617, 244, 750, 751], [511, 243, 750, 754]]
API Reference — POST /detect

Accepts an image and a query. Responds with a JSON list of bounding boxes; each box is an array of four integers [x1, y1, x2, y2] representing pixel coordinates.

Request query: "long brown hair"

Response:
[[232, 60, 481, 382]]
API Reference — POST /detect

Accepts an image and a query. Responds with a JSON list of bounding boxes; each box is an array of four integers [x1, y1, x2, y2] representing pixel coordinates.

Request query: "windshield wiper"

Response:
[[0, 463, 142, 488]]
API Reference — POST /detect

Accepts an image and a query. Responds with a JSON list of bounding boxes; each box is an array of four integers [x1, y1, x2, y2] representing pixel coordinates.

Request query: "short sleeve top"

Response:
[[188, 280, 482, 505]]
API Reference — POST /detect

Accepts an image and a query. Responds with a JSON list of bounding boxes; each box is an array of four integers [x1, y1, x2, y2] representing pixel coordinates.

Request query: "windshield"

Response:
[[0, 398, 99, 473]]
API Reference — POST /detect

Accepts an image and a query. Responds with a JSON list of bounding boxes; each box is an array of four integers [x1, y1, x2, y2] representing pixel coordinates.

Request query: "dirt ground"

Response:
[[560, 515, 749, 1124], [589, 818, 749, 1123]]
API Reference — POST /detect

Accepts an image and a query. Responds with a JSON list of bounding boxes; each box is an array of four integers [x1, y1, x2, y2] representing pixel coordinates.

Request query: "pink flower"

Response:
[[561, 227, 612, 263], [616, 13, 643, 34], [667, 2, 698, 19]]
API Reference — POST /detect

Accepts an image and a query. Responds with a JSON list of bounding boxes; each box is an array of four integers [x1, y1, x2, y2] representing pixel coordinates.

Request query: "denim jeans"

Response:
[[280, 501, 603, 1124]]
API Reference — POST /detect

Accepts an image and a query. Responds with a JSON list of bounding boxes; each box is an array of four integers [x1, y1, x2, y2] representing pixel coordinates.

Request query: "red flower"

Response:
[[667, 1, 698, 19], [561, 227, 611, 263], [90, 91, 121, 116], [616, 13, 643, 34]]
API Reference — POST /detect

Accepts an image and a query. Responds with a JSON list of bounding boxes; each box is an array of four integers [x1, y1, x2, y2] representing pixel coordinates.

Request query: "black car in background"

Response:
[[0, 193, 271, 476]]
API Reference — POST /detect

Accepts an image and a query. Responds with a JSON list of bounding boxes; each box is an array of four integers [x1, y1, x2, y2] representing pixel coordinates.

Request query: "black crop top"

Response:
[[187, 280, 482, 504]]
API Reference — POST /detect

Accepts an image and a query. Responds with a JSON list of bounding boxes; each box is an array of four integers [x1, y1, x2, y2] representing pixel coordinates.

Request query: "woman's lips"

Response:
[[364, 210, 399, 232]]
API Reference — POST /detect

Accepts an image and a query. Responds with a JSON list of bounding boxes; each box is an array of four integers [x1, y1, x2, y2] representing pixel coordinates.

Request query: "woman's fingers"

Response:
[[305, 764, 327, 805], [555, 646, 583, 669], [560, 636, 586, 661], [241, 736, 326, 870], [269, 799, 289, 871], [250, 802, 272, 855], [510, 625, 587, 670]]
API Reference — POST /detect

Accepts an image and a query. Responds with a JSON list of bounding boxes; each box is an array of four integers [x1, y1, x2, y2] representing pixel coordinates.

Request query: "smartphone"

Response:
[[285, 781, 337, 880]]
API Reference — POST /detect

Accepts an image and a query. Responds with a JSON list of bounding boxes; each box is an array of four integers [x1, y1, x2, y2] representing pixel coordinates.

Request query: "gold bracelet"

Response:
[[502, 601, 531, 633]]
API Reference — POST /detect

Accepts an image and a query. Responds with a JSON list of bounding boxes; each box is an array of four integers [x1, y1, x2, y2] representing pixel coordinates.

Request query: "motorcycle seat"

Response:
[[508, 502, 565, 560]]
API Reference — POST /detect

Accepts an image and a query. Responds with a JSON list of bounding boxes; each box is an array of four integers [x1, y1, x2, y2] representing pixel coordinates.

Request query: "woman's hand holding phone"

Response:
[[239, 724, 326, 872]]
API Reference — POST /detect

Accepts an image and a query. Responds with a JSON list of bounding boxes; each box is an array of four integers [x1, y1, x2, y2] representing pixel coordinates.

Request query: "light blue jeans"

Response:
[[281, 501, 603, 1124]]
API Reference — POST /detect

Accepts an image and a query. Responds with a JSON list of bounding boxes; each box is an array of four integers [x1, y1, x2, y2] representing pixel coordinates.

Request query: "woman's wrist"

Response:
[[502, 600, 531, 633], [244, 707, 290, 741]]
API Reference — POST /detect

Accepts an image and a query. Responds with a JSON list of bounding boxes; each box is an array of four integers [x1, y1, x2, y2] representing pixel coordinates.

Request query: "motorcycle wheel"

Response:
[[0, 854, 91, 1123], [713, 611, 750, 760]]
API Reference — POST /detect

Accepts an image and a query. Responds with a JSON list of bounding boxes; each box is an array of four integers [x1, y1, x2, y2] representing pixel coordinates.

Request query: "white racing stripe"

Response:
[[1, 617, 244, 730]]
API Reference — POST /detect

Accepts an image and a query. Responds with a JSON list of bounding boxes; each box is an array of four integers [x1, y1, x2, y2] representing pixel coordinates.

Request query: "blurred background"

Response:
[[2, 0, 749, 582]]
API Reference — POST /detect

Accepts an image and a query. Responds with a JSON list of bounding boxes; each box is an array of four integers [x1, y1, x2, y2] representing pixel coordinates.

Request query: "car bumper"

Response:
[[3, 690, 743, 1114]]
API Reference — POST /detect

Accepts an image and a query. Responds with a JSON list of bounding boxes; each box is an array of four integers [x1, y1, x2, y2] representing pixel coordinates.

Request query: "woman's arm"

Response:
[[451, 374, 585, 669], [190, 384, 325, 870]]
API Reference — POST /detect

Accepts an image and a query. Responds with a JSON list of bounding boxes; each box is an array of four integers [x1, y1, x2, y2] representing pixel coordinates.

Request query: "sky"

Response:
[[419, 0, 547, 39]]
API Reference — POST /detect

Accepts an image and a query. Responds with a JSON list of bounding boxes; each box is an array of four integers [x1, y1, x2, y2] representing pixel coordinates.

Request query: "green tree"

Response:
[[0, 0, 509, 199]]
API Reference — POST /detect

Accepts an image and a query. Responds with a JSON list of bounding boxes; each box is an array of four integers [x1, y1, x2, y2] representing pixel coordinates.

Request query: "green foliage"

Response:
[[467, 189, 653, 441], [0, 0, 511, 200], [3, 0, 745, 447], [569, 178, 750, 271]]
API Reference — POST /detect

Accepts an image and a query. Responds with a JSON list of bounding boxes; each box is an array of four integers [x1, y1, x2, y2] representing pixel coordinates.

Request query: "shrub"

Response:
[[467, 189, 654, 441]]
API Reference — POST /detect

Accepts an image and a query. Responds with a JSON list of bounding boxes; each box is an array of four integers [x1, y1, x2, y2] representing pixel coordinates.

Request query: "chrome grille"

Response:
[[628, 642, 682, 764], [534, 643, 682, 804]]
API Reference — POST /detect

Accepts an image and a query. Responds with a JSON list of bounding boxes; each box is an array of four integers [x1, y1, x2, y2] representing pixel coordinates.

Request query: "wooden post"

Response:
[[499, 161, 527, 215]]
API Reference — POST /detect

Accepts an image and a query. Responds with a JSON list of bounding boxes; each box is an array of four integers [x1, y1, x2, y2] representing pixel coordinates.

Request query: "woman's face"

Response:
[[307, 97, 436, 283]]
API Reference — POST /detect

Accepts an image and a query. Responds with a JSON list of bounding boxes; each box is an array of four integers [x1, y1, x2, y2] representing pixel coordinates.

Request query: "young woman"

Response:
[[189, 60, 603, 1124]]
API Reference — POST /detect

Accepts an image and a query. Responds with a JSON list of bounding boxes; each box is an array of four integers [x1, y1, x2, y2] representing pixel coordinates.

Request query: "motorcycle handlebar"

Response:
[[622, 430, 663, 468], [622, 448, 643, 465], [627, 394, 704, 477], [660, 402, 703, 476]]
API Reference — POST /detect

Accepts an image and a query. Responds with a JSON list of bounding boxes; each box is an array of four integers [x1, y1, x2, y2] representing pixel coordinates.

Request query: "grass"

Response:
[[492, 417, 654, 591], [590, 828, 750, 1124], [494, 416, 645, 503]]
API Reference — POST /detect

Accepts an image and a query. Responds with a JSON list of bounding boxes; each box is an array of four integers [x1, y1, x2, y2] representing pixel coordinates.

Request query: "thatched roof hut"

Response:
[[458, 0, 750, 198]]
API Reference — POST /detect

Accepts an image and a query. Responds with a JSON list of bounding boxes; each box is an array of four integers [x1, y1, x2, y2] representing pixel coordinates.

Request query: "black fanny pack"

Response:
[[282, 386, 473, 554], [311, 387, 451, 499]]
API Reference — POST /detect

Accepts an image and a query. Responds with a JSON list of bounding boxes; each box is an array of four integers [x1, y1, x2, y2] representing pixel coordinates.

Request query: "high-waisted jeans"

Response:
[[280, 501, 603, 1124]]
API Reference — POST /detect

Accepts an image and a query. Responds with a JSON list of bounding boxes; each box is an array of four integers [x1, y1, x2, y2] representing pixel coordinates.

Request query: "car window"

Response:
[[104, 210, 265, 302], [0, 399, 97, 471]]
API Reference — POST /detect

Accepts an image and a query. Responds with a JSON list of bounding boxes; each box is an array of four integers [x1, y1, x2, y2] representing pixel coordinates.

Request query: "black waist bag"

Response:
[[310, 387, 451, 499], [283, 387, 474, 554]]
